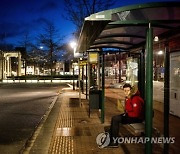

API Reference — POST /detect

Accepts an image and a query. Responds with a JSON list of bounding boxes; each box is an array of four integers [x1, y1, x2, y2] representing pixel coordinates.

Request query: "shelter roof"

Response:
[[77, 2, 180, 53]]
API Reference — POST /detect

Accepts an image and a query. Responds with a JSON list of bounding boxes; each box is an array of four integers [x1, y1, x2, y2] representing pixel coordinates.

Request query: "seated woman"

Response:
[[108, 83, 144, 147]]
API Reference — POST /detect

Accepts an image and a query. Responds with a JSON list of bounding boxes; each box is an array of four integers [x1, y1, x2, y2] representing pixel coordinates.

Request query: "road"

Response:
[[0, 83, 66, 154]]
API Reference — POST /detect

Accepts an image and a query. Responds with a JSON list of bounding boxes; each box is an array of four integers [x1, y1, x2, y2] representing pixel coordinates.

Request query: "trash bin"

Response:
[[89, 87, 102, 109]]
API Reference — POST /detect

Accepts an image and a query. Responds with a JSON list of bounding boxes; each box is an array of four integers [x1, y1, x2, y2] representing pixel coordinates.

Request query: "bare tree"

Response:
[[63, 0, 116, 35], [38, 22, 62, 78], [28, 45, 46, 75]]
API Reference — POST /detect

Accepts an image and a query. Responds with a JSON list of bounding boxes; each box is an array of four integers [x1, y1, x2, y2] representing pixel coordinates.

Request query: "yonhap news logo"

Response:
[[96, 132, 110, 148], [96, 132, 175, 148]]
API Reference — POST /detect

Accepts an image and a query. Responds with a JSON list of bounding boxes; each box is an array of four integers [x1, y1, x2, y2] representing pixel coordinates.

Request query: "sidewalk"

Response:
[[48, 88, 126, 154], [30, 88, 125, 154], [28, 86, 179, 154]]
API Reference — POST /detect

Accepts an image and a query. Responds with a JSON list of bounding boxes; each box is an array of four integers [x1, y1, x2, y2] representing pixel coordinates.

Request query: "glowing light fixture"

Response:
[[158, 50, 163, 55], [70, 41, 77, 49], [154, 36, 159, 42]]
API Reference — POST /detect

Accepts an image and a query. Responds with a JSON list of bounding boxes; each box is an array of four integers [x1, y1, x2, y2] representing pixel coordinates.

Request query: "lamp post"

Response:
[[70, 41, 77, 90], [72, 62, 75, 90]]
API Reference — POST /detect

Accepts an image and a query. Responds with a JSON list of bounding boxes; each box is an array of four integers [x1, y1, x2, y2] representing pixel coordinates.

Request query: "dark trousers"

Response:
[[109, 113, 142, 140]]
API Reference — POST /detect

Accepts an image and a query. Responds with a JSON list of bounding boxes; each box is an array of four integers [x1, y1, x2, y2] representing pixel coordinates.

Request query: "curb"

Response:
[[20, 94, 59, 154]]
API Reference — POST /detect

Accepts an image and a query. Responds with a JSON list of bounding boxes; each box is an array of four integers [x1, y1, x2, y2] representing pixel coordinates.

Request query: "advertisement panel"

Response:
[[89, 53, 98, 64], [170, 51, 180, 117], [126, 57, 138, 86]]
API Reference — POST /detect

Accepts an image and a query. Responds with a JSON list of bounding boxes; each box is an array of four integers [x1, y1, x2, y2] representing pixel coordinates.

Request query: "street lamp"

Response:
[[70, 41, 77, 49], [70, 41, 78, 58], [69, 41, 77, 90]]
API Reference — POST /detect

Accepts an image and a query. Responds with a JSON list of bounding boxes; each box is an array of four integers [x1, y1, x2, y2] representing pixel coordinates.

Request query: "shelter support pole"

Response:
[[163, 44, 170, 154], [82, 65, 84, 93], [145, 24, 153, 154], [88, 53, 90, 91], [101, 53, 105, 123], [86, 63, 88, 99], [139, 49, 145, 100], [78, 59, 81, 104], [73, 65, 75, 90], [118, 52, 122, 83], [115, 53, 117, 81], [97, 53, 100, 90], [88, 53, 91, 117]]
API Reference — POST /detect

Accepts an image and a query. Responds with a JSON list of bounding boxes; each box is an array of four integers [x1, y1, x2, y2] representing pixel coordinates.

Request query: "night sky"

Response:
[[0, 0, 177, 47], [0, 0, 75, 46]]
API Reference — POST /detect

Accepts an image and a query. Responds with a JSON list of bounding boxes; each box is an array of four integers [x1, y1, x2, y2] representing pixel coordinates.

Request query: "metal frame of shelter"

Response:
[[76, 2, 180, 154]]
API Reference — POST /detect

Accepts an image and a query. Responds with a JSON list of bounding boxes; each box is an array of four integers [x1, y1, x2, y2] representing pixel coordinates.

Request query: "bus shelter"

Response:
[[76, 2, 180, 154]]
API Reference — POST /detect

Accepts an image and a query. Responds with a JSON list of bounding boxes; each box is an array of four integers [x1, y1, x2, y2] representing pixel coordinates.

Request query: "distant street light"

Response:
[[40, 46, 43, 49]]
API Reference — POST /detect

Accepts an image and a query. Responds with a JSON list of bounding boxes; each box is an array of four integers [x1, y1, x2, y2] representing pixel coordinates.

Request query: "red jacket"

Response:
[[125, 91, 144, 120]]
